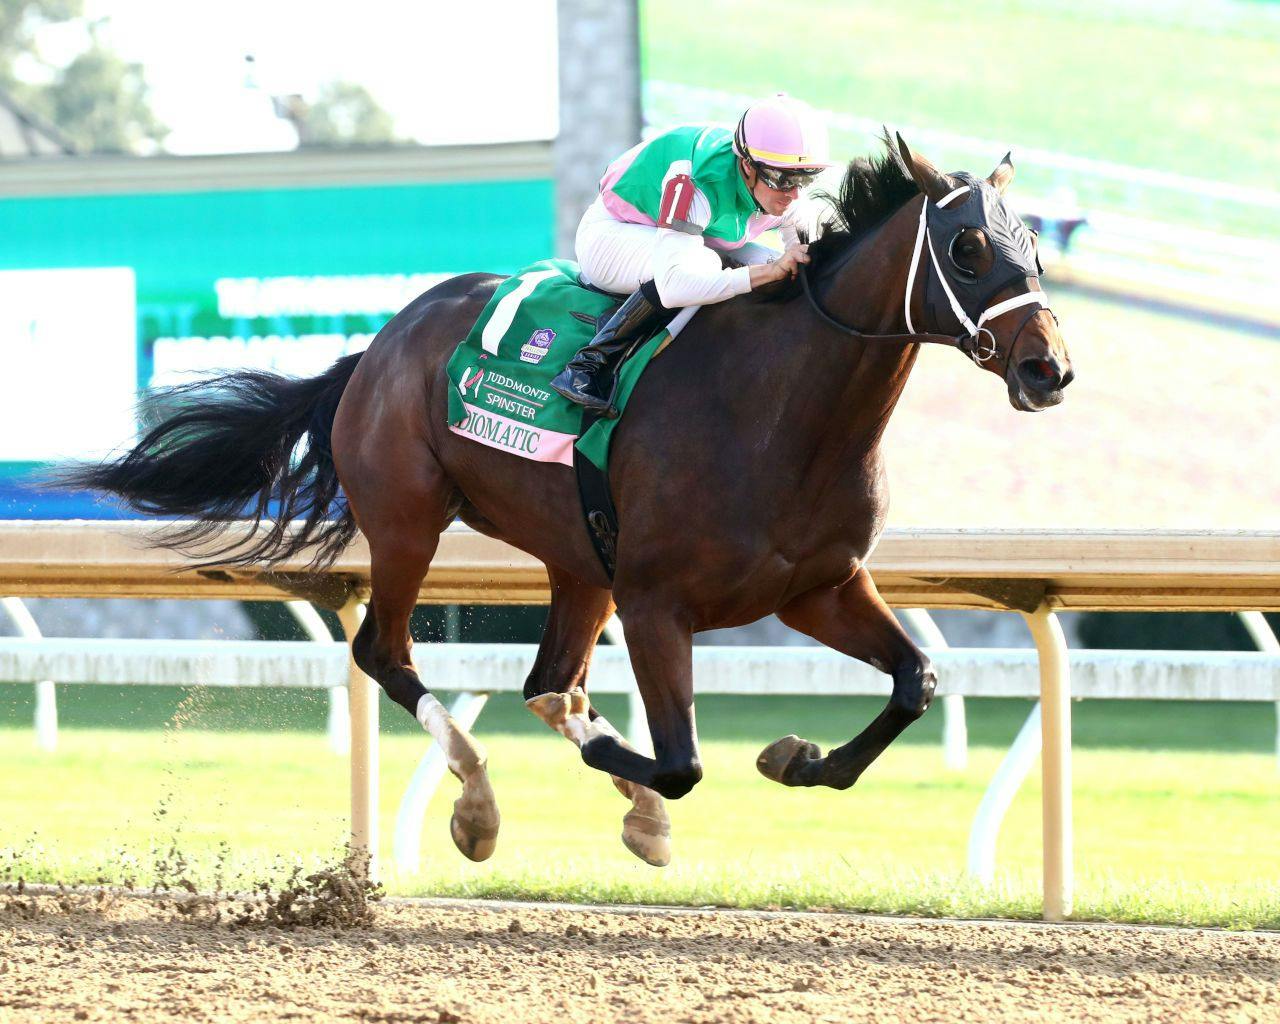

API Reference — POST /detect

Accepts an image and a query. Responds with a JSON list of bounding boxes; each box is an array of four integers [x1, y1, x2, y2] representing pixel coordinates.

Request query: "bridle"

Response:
[[799, 179, 1055, 366]]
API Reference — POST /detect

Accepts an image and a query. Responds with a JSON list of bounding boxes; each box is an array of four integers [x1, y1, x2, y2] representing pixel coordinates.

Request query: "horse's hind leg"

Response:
[[760, 567, 936, 790], [524, 566, 671, 866], [346, 458, 499, 862]]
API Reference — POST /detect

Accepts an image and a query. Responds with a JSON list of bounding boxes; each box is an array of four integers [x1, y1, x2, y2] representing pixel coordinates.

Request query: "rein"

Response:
[[798, 184, 1052, 365], [799, 261, 986, 359]]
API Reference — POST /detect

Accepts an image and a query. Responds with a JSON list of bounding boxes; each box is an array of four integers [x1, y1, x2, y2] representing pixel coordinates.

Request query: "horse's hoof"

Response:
[[449, 770, 500, 862], [450, 802, 499, 863], [609, 777, 671, 867], [621, 809, 671, 867], [756, 734, 823, 787]]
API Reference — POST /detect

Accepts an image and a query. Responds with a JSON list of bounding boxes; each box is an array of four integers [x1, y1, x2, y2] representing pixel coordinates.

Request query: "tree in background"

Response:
[[274, 81, 400, 148], [0, 0, 78, 85], [0, 0, 166, 154], [36, 27, 167, 153]]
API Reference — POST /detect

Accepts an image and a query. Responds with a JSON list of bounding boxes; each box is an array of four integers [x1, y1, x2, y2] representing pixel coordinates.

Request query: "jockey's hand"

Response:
[[750, 243, 810, 289]]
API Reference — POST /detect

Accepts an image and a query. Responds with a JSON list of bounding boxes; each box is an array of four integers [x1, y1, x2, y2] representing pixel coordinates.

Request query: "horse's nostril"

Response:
[[1060, 366, 1075, 388], [1020, 358, 1061, 390]]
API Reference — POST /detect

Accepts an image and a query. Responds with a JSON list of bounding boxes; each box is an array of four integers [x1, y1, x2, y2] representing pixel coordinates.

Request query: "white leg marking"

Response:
[[417, 693, 497, 862], [417, 692, 485, 779]]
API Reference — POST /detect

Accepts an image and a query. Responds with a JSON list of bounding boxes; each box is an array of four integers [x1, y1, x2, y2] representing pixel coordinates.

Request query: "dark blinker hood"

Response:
[[923, 172, 1042, 335]]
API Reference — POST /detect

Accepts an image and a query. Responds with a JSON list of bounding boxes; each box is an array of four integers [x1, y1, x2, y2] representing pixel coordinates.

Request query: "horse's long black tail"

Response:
[[53, 353, 364, 569]]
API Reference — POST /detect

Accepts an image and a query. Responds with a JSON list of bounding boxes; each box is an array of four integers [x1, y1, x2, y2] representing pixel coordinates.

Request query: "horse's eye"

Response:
[[949, 229, 989, 277]]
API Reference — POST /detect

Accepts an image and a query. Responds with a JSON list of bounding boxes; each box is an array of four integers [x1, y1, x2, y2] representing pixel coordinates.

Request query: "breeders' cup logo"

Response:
[[459, 367, 485, 398], [519, 328, 556, 365]]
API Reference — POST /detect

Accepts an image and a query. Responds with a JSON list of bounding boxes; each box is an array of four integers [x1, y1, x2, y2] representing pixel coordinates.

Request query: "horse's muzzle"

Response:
[[1008, 356, 1073, 411]]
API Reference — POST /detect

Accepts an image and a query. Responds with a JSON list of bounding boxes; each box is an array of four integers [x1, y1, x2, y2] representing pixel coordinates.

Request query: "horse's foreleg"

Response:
[[530, 600, 700, 802], [347, 463, 499, 862], [523, 568, 671, 866], [581, 604, 702, 801], [761, 568, 936, 790]]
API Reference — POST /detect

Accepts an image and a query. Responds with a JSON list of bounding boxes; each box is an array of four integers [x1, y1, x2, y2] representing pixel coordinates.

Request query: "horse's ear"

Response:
[[895, 132, 955, 203], [988, 152, 1015, 194]]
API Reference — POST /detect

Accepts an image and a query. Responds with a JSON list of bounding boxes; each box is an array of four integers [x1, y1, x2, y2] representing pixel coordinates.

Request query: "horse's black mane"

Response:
[[755, 132, 920, 301], [806, 132, 921, 265]]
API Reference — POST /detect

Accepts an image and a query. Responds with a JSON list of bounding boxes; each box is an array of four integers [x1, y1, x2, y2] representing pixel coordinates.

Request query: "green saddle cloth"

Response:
[[445, 258, 671, 470]]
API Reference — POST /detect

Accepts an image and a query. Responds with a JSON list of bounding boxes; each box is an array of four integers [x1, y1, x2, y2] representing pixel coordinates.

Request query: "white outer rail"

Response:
[[1, 597, 56, 752], [1239, 612, 1280, 765], [7, 638, 1278, 700], [2, 595, 354, 756], [335, 599, 379, 881], [966, 609, 1280, 902], [603, 614, 653, 756], [6, 521, 1280, 920], [967, 703, 1042, 886], [286, 600, 349, 755], [967, 609, 1067, 895], [5, 632, 1279, 910], [900, 608, 967, 770]]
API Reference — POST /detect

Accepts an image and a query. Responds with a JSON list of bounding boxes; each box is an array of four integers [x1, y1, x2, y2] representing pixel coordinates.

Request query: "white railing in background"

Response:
[[3, 633, 1278, 882], [900, 608, 967, 771], [966, 608, 1280, 884], [6, 521, 1280, 922], [968, 702, 1043, 886], [1240, 611, 1280, 766], [1, 597, 55, 752], [286, 599, 349, 755], [603, 614, 653, 756]]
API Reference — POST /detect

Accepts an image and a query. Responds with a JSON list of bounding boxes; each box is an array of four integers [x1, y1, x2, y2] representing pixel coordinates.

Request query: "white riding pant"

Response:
[[575, 197, 778, 309]]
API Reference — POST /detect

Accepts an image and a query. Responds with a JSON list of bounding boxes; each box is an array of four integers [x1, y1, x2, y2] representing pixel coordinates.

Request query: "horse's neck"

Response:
[[798, 205, 922, 470]]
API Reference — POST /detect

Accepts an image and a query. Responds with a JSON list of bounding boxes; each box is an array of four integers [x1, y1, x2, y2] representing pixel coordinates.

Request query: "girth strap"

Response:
[[574, 409, 621, 579]]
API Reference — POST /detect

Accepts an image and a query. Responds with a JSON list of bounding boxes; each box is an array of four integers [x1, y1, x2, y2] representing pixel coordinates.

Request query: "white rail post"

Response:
[[1023, 603, 1073, 922], [392, 691, 490, 874], [2, 597, 56, 752], [900, 608, 967, 770], [603, 614, 652, 756], [286, 600, 349, 755], [967, 704, 1041, 884], [337, 597, 379, 880], [1237, 611, 1280, 770]]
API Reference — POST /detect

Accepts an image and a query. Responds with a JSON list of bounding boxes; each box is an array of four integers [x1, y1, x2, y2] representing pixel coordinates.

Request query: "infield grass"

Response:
[[641, 0, 1280, 237], [2, 685, 1277, 929]]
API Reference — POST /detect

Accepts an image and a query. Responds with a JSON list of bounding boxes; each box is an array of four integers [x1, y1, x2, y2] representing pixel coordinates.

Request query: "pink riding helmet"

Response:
[[732, 93, 834, 170]]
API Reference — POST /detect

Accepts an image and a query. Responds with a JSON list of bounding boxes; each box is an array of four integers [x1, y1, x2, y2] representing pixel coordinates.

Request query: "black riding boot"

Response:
[[550, 280, 676, 418]]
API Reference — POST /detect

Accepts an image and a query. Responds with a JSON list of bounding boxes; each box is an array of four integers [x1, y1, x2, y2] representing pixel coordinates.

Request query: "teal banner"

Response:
[[0, 177, 553, 516]]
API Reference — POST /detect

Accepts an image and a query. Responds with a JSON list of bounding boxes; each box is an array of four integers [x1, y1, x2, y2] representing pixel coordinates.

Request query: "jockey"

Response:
[[549, 92, 833, 416]]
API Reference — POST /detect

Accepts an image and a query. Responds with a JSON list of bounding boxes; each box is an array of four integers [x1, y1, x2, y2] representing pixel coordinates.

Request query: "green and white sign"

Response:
[[0, 172, 553, 514]]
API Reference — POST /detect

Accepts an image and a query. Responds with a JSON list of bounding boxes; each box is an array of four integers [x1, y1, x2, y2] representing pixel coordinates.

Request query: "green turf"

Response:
[[2, 688, 1277, 929], [640, 0, 1280, 236], [2, 683, 1274, 753]]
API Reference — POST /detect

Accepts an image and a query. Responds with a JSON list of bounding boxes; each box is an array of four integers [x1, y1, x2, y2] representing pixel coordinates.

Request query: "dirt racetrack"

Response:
[[3, 891, 1279, 1024]]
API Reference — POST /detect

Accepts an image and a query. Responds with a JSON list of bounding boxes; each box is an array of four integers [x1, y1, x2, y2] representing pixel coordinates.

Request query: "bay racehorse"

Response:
[[59, 136, 1072, 867]]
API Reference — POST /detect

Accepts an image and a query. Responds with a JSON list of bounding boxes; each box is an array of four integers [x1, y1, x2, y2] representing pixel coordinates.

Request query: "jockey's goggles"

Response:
[[753, 163, 823, 192]]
